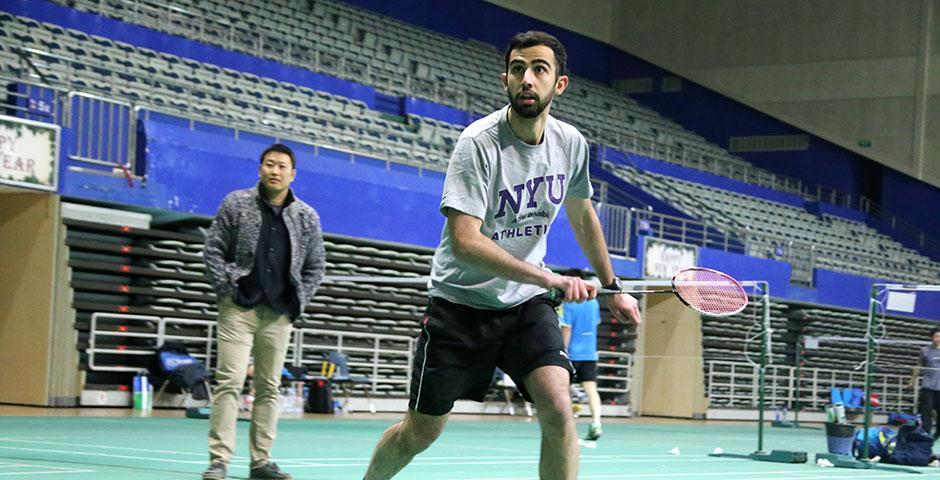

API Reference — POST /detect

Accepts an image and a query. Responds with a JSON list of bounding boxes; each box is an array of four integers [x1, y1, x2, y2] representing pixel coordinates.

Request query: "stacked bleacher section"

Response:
[[64, 207, 634, 407], [67, 212, 428, 401]]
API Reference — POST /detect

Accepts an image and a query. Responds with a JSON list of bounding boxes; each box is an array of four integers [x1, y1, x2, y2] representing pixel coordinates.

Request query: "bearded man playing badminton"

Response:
[[362, 31, 641, 480]]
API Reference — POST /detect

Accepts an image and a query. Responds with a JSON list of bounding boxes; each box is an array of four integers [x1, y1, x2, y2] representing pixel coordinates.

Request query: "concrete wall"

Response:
[[0, 192, 61, 405]]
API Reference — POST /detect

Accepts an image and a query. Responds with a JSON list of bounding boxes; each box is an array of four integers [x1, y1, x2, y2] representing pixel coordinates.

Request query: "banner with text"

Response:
[[0, 115, 59, 192], [644, 238, 697, 279]]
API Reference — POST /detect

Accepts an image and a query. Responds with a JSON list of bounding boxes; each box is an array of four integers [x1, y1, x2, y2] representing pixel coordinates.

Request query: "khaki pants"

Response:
[[208, 296, 293, 467]]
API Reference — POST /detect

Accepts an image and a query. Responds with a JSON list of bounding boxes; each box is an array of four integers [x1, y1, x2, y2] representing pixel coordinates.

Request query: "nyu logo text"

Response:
[[495, 174, 566, 219]]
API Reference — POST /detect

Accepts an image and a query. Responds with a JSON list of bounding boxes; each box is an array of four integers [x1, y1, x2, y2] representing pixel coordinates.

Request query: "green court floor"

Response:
[[2, 415, 940, 479]]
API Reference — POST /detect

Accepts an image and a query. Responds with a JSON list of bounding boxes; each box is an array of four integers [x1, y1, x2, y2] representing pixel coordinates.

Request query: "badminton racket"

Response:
[[551, 267, 748, 317]]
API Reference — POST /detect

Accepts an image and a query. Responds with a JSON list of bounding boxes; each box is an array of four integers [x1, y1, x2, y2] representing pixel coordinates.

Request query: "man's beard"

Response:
[[508, 90, 553, 119]]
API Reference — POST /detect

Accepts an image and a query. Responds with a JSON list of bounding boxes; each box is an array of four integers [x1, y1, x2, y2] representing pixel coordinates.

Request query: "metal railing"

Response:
[[1, 70, 64, 124], [706, 360, 917, 412], [293, 329, 415, 397], [594, 203, 632, 257], [86, 314, 634, 403], [593, 204, 743, 258], [65, 92, 136, 174], [88, 313, 220, 373], [633, 208, 744, 253], [597, 351, 633, 397]]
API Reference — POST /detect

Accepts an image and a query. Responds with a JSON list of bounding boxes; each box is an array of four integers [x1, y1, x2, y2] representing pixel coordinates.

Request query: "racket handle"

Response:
[[549, 288, 651, 301], [551, 288, 672, 300]]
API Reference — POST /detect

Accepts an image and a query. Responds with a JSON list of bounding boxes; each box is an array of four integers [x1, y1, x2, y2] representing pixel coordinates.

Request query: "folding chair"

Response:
[[321, 351, 374, 413], [150, 341, 212, 408]]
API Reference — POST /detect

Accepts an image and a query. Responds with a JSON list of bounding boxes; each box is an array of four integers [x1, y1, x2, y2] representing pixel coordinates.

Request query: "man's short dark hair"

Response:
[[260, 144, 296, 169], [930, 327, 940, 337], [504, 31, 567, 77]]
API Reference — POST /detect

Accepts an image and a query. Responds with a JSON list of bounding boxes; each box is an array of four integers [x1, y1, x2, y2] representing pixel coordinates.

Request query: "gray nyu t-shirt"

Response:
[[428, 106, 593, 309], [921, 346, 940, 391]]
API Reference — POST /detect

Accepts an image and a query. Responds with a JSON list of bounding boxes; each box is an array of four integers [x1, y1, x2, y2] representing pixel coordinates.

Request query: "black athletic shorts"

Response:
[[571, 360, 598, 383], [409, 293, 574, 416]]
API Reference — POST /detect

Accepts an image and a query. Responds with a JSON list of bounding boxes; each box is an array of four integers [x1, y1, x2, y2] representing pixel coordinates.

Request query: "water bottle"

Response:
[[133, 373, 152, 411], [833, 402, 846, 424]]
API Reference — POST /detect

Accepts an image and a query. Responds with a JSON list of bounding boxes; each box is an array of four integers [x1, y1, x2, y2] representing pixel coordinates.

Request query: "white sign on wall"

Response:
[[644, 238, 697, 279], [886, 291, 917, 313], [0, 114, 60, 192]]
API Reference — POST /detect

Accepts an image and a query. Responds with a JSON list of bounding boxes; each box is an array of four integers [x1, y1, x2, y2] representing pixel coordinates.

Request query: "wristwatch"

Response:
[[603, 277, 624, 293]]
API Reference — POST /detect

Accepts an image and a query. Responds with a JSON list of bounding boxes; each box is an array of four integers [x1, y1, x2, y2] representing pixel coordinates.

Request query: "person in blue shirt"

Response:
[[559, 269, 603, 441]]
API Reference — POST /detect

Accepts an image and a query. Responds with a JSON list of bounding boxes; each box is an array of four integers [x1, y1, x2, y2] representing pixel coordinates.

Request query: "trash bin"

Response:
[[825, 422, 856, 455]]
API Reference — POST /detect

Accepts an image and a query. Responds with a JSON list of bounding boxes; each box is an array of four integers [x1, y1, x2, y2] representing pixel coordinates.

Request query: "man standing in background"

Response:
[[559, 268, 604, 441], [203, 144, 326, 480], [909, 327, 940, 440]]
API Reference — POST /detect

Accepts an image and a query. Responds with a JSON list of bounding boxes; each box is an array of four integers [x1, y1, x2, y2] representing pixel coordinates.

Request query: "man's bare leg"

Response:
[[363, 409, 447, 480], [582, 380, 602, 426], [524, 365, 579, 480]]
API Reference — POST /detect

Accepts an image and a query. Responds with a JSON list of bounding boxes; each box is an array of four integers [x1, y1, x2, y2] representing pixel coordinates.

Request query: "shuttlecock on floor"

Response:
[[816, 458, 834, 468], [668, 447, 680, 455], [712, 448, 723, 455]]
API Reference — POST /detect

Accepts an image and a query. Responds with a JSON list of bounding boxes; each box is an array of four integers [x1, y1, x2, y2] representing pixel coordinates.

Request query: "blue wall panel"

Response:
[[697, 246, 792, 297], [403, 97, 472, 126], [810, 269, 940, 322], [140, 118, 448, 247], [882, 169, 940, 242], [806, 201, 867, 223], [57, 114, 633, 273]]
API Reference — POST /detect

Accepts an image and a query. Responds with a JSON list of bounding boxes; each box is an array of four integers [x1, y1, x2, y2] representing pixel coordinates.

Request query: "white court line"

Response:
[[0, 439, 710, 467], [0, 471, 97, 476], [0, 439, 204, 458], [0, 445, 204, 465], [264, 453, 710, 462], [0, 462, 92, 473], [275, 457, 730, 469], [446, 469, 940, 480]]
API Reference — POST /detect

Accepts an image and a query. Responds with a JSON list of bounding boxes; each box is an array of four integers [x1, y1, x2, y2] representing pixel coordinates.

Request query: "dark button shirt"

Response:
[[235, 187, 299, 318]]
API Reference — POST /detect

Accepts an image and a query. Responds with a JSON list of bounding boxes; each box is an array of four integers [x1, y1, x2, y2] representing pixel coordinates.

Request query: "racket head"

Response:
[[671, 267, 748, 317]]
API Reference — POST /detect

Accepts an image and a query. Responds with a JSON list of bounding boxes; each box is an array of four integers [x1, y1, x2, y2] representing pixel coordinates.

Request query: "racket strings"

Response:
[[673, 268, 747, 315]]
